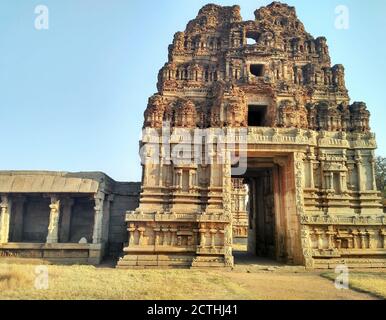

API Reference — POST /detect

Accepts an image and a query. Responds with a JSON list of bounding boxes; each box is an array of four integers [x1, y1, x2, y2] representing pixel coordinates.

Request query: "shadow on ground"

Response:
[[233, 250, 306, 273]]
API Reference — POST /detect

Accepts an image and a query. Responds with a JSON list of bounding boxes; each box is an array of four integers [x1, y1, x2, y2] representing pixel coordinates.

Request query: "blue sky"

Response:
[[0, 0, 385, 182]]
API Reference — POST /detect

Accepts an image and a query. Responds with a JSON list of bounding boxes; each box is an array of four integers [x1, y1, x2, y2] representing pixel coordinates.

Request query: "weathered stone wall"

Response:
[[108, 182, 141, 257]]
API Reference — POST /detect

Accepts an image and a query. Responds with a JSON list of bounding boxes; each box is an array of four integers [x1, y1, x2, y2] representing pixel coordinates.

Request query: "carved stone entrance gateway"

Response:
[[117, 2, 386, 269]]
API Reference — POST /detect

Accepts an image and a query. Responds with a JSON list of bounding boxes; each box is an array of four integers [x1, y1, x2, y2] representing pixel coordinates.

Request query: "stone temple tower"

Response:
[[118, 2, 386, 269]]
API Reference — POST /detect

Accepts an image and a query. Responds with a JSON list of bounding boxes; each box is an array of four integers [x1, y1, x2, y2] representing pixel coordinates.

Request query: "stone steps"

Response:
[[116, 254, 194, 268]]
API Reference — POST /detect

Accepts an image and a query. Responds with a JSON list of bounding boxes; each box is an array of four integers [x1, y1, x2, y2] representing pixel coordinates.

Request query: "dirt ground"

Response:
[[224, 271, 376, 300]]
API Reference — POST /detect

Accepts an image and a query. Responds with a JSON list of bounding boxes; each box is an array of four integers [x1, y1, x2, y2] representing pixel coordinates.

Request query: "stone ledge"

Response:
[[312, 249, 386, 258], [313, 257, 386, 269], [123, 245, 196, 254], [116, 254, 195, 269], [0, 243, 104, 265], [301, 214, 386, 225], [0, 243, 103, 250], [125, 212, 231, 223]]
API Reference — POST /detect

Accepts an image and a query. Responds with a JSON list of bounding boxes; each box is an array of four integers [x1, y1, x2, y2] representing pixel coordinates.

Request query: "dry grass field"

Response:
[[0, 260, 384, 300], [322, 272, 386, 299]]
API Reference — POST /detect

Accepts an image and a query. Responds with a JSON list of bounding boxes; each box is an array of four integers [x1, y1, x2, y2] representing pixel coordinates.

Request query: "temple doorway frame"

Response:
[[230, 151, 305, 266]]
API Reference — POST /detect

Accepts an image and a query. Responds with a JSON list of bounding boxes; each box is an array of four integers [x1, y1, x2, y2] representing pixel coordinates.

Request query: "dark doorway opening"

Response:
[[70, 198, 94, 243], [232, 161, 280, 266], [250, 64, 264, 77], [248, 105, 267, 126], [245, 169, 276, 258], [231, 155, 300, 267], [20, 196, 50, 243]]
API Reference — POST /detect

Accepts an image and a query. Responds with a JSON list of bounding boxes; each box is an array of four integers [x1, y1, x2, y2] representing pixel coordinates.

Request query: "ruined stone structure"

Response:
[[0, 171, 140, 264], [231, 178, 249, 242], [118, 2, 386, 269]]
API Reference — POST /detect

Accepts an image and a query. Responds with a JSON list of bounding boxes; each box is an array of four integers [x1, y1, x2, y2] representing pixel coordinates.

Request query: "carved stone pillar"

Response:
[[326, 226, 335, 250], [199, 224, 207, 248], [320, 159, 326, 189], [161, 227, 169, 246], [370, 153, 377, 191], [59, 197, 74, 243], [381, 230, 386, 249], [128, 223, 136, 246], [46, 196, 61, 244], [138, 226, 146, 245], [225, 61, 230, 79], [193, 171, 198, 188], [0, 195, 11, 244], [210, 228, 217, 249], [159, 158, 164, 187], [152, 227, 159, 246], [329, 172, 334, 190], [170, 228, 177, 246], [12, 196, 26, 242], [188, 170, 193, 189], [315, 230, 323, 250], [178, 170, 183, 190], [351, 229, 359, 249], [359, 230, 366, 249], [337, 172, 342, 193], [355, 154, 363, 192], [172, 169, 177, 187], [92, 192, 105, 244], [174, 169, 183, 190], [143, 164, 148, 187], [324, 171, 330, 190], [309, 161, 315, 189], [341, 172, 348, 192], [367, 230, 375, 249], [99, 194, 113, 244]]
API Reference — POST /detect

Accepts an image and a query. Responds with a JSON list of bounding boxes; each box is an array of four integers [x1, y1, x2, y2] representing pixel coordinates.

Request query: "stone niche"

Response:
[[118, 2, 385, 269]]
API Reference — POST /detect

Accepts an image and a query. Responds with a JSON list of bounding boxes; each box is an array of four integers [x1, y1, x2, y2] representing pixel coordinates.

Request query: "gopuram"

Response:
[[118, 2, 386, 269]]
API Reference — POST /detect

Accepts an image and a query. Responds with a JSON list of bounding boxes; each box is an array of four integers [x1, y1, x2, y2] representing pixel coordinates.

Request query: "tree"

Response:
[[375, 156, 386, 197]]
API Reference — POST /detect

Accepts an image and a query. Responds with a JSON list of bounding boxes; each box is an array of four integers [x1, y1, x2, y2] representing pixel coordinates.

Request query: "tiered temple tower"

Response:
[[118, 2, 385, 269]]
